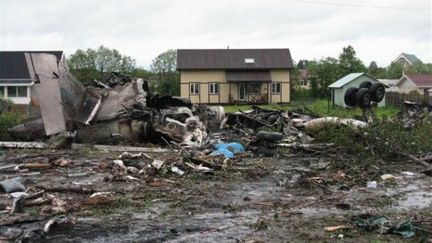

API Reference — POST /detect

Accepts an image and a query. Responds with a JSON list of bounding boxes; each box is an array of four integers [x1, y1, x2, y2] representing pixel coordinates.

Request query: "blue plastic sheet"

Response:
[[209, 142, 245, 158]]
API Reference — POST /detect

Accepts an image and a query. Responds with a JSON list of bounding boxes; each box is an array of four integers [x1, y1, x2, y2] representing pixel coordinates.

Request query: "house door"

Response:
[[239, 82, 246, 100]]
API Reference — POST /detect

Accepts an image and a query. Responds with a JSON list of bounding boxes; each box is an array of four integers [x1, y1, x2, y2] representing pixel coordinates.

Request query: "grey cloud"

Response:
[[0, 0, 430, 67]]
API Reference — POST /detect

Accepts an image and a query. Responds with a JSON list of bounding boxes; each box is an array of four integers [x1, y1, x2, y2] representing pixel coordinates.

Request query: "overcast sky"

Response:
[[0, 0, 431, 68]]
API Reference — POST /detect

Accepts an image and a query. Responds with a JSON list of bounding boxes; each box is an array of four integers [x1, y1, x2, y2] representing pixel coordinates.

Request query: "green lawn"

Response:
[[223, 99, 400, 119]]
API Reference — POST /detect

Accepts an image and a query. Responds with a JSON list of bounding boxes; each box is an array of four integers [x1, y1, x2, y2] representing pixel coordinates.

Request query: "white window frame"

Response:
[[209, 82, 219, 95], [244, 58, 255, 63], [7, 86, 28, 98], [190, 83, 199, 95], [271, 82, 281, 94]]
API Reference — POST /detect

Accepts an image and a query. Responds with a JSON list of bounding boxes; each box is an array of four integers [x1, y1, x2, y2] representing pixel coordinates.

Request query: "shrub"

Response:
[[0, 99, 12, 113], [292, 87, 313, 99], [313, 119, 432, 160], [0, 111, 23, 140]]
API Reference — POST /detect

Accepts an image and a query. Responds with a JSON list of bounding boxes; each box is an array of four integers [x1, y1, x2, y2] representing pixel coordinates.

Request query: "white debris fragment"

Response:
[[118, 152, 149, 159], [367, 181, 377, 189], [10, 191, 29, 199], [304, 117, 367, 131], [170, 166, 185, 176], [126, 175, 140, 181], [151, 159, 165, 170], [113, 160, 126, 169], [185, 162, 214, 173], [127, 166, 139, 174], [401, 171, 415, 176], [380, 174, 395, 181], [89, 192, 113, 198]]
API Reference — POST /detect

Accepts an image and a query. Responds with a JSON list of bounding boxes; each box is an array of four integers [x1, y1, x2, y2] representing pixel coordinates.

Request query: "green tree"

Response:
[[368, 61, 387, 78], [307, 57, 340, 97], [426, 63, 432, 73], [297, 59, 309, 69], [68, 45, 136, 85], [406, 61, 432, 74], [386, 62, 404, 79], [368, 61, 378, 71], [290, 61, 301, 89], [338, 45, 366, 76], [309, 75, 320, 98], [150, 49, 179, 95], [132, 68, 153, 80]]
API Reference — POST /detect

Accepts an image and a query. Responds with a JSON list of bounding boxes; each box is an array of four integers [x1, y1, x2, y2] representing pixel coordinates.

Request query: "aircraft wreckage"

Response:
[[9, 53, 224, 147]]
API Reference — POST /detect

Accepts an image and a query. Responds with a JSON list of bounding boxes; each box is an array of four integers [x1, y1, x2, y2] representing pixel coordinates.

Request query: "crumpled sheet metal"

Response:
[[26, 53, 102, 134], [95, 80, 144, 121], [74, 118, 148, 143], [303, 117, 367, 131], [153, 114, 207, 147], [57, 58, 101, 125], [8, 117, 45, 140], [10, 54, 220, 147], [26, 53, 67, 135], [401, 101, 432, 128], [0, 177, 26, 193]]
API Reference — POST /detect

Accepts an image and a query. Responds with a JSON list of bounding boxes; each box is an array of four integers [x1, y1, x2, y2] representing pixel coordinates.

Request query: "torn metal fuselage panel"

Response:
[[26, 53, 67, 135], [10, 53, 222, 146]]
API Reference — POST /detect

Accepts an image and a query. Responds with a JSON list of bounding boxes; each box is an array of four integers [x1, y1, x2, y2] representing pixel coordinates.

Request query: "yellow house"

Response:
[[177, 49, 294, 104]]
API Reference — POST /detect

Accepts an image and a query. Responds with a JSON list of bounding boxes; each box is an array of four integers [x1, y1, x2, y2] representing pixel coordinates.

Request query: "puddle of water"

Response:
[[164, 210, 260, 243], [132, 202, 171, 220], [395, 191, 432, 210], [298, 207, 340, 217]]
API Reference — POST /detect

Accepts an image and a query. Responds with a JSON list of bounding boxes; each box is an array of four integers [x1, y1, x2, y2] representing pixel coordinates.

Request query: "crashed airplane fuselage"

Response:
[[9, 53, 224, 146]]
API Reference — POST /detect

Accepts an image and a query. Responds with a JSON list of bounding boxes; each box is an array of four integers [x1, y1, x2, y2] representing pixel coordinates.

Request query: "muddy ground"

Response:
[[1, 147, 431, 242]]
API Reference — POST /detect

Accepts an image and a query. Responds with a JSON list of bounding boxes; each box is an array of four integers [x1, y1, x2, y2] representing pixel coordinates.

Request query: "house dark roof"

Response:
[[226, 70, 271, 82], [405, 74, 432, 88], [0, 51, 63, 82], [177, 49, 293, 70], [401, 53, 421, 64]]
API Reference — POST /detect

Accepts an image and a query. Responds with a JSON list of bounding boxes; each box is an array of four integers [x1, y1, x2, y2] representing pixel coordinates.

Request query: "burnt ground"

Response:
[[1, 147, 431, 242]]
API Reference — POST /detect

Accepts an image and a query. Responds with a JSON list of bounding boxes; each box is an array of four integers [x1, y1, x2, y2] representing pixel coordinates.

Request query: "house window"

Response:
[[7, 86, 27, 97], [0, 87, 4, 98], [247, 82, 261, 93], [209, 83, 219, 94], [271, 82, 281, 94], [190, 83, 199, 95]]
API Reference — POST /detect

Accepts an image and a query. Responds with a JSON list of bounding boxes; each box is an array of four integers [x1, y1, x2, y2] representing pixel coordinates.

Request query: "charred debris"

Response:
[[0, 54, 431, 241], [7, 53, 222, 148], [2, 53, 431, 165], [5, 53, 351, 156]]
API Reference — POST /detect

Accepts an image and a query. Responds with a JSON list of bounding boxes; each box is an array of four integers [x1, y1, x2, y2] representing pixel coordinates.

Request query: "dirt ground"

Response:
[[1, 147, 431, 242]]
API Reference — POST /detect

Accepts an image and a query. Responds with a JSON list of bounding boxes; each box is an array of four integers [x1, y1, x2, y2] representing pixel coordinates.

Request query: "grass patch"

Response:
[[250, 218, 269, 231], [91, 197, 153, 215], [306, 115, 431, 185], [313, 120, 432, 159], [223, 99, 399, 119]]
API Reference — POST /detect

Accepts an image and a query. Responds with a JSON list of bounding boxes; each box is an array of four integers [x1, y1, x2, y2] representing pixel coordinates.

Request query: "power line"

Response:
[[285, 0, 430, 11]]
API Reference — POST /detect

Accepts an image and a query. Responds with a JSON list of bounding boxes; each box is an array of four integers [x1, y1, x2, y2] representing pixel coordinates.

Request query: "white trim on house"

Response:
[[395, 75, 414, 87], [395, 75, 432, 89], [0, 83, 34, 87], [394, 53, 413, 65], [0, 83, 33, 105]]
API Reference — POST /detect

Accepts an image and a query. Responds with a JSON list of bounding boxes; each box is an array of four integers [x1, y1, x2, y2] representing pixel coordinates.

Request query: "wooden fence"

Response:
[[386, 92, 432, 107]]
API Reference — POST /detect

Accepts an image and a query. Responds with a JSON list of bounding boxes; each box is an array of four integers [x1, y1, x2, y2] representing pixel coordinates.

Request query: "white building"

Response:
[[328, 73, 385, 107], [0, 51, 63, 115]]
